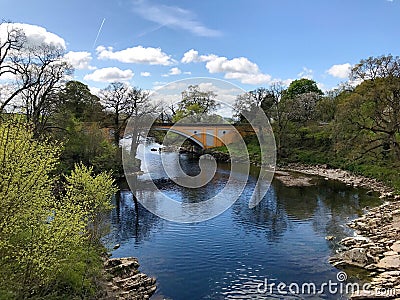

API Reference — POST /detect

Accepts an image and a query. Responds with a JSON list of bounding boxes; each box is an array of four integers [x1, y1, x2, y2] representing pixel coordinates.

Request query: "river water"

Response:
[[105, 143, 381, 300]]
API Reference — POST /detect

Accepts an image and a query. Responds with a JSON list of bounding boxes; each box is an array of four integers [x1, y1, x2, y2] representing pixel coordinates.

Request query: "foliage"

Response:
[[173, 85, 219, 122], [50, 81, 120, 175], [56, 118, 120, 175], [336, 76, 400, 162], [57, 81, 104, 122], [0, 120, 116, 299], [284, 78, 323, 99], [65, 164, 117, 242], [230, 55, 400, 192]]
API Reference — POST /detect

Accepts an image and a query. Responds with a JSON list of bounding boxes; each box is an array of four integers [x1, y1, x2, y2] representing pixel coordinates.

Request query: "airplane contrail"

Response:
[[92, 18, 106, 50]]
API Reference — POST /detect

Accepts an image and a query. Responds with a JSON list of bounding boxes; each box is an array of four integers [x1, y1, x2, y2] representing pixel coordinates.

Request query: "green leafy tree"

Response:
[[50, 81, 118, 174], [57, 80, 104, 122], [173, 85, 218, 122], [336, 76, 400, 161], [284, 78, 323, 99], [0, 120, 116, 299], [65, 164, 117, 243]]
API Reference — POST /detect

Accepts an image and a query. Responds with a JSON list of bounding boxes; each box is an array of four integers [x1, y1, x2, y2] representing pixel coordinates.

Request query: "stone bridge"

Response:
[[151, 123, 252, 149]]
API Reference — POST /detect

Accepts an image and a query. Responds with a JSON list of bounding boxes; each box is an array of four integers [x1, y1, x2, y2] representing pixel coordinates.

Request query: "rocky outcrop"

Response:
[[274, 170, 316, 187], [280, 163, 395, 198], [329, 201, 400, 299], [206, 150, 231, 162], [102, 257, 156, 300]]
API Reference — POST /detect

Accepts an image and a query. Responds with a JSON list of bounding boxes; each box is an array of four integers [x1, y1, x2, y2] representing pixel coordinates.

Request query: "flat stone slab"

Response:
[[383, 251, 398, 256], [391, 241, 400, 253], [376, 255, 400, 270]]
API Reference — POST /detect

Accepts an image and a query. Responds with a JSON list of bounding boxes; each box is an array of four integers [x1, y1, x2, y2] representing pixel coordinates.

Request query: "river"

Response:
[[104, 143, 381, 300]]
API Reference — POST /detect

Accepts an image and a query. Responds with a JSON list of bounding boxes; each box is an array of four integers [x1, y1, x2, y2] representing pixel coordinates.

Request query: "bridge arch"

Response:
[[153, 127, 205, 149]]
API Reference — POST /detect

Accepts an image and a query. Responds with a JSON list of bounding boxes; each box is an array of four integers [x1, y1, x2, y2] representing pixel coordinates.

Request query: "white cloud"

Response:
[[181, 49, 216, 63], [89, 86, 101, 96], [0, 22, 66, 49], [181, 49, 199, 63], [161, 67, 184, 77], [83, 67, 134, 83], [225, 72, 272, 85], [327, 63, 352, 79], [132, 1, 221, 37], [64, 51, 96, 70], [205, 57, 260, 74], [183, 71, 191, 75], [297, 67, 314, 79], [169, 67, 182, 75], [140, 72, 151, 77], [96, 45, 173, 65], [181, 49, 272, 85]]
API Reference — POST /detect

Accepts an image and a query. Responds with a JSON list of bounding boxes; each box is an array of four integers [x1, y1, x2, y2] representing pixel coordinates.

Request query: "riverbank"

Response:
[[330, 201, 400, 299], [278, 163, 396, 198], [208, 149, 396, 197], [101, 257, 156, 299], [277, 164, 400, 299]]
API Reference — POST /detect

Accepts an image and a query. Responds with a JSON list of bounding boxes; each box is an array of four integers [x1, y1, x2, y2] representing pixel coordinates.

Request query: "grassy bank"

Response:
[[208, 135, 400, 193]]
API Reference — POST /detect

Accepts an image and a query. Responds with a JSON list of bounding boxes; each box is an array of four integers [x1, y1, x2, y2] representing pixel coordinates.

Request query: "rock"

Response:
[[103, 257, 156, 299], [391, 241, 400, 253], [330, 247, 371, 268], [383, 251, 398, 256], [376, 255, 400, 270], [113, 243, 121, 250], [325, 235, 335, 241]]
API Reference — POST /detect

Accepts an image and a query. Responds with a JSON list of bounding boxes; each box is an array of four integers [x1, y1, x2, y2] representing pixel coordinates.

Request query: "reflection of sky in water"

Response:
[[105, 144, 382, 300]]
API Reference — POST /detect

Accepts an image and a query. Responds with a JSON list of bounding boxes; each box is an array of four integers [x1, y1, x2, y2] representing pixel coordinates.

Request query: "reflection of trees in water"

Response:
[[273, 179, 318, 220], [141, 168, 228, 204], [106, 190, 163, 247], [231, 183, 288, 242], [310, 180, 380, 244], [230, 177, 381, 246]]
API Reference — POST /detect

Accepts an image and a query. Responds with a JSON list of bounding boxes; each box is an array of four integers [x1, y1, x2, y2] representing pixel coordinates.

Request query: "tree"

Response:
[[265, 83, 291, 157], [351, 54, 400, 81], [339, 54, 400, 161], [19, 45, 73, 137], [100, 82, 151, 147], [0, 23, 73, 128], [48, 81, 118, 174], [234, 87, 275, 124], [57, 80, 104, 122], [65, 164, 116, 243], [0, 22, 25, 73], [336, 76, 400, 161], [0, 120, 116, 298], [284, 78, 323, 99], [173, 85, 218, 122], [0, 22, 26, 112]]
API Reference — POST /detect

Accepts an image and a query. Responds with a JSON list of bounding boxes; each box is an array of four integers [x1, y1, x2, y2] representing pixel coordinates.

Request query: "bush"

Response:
[[0, 120, 116, 299]]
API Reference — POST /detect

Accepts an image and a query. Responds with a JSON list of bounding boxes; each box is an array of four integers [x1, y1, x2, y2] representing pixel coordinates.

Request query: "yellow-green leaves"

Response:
[[0, 121, 117, 298]]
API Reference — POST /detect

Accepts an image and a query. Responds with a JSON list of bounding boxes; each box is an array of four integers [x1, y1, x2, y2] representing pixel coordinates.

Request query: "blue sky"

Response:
[[1, 0, 400, 93]]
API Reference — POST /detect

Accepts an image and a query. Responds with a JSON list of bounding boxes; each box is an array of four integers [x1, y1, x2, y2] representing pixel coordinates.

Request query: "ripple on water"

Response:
[[106, 145, 382, 300]]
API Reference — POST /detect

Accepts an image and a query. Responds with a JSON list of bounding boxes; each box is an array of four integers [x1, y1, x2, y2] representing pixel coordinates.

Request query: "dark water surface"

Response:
[[104, 144, 381, 300]]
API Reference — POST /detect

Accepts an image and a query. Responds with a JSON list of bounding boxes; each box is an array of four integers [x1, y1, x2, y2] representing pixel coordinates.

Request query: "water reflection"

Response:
[[104, 144, 382, 300]]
